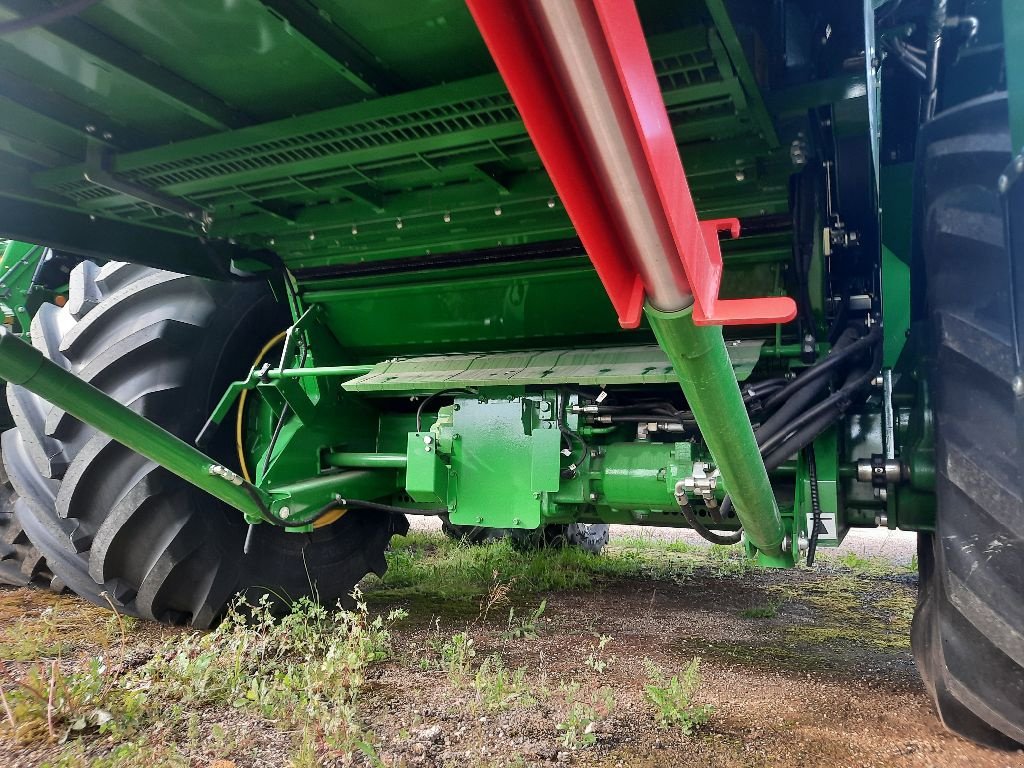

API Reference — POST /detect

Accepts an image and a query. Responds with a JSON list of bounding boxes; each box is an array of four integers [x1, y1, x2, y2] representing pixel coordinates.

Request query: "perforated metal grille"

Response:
[[48, 94, 521, 203]]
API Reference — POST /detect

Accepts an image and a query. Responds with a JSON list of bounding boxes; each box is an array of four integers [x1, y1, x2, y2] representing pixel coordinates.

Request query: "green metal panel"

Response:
[[344, 341, 764, 393], [1004, 0, 1024, 151], [881, 246, 910, 368], [405, 432, 449, 505], [446, 397, 556, 530]]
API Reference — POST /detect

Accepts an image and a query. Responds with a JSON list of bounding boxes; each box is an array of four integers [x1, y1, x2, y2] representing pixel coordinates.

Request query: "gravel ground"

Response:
[[3, 522, 1020, 768]]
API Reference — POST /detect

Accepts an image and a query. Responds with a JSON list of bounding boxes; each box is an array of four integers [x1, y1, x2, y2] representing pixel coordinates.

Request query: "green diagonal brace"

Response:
[[645, 305, 786, 561]]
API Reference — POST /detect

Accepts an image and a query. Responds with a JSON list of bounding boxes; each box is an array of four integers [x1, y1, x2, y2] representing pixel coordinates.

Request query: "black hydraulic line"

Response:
[[762, 407, 845, 474], [755, 374, 831, 444], [261, 339, 309, 477], [556, 390, 589, 477], [758, 343, 882, 460], [261, 402, 291, 478], [753, 328, 860, 443], [718, 333, 881, 528], [761, 325, 880, 413], [331, 498, 446, 516], [883, 37, 928, 80], [0, 0, 101, 36], [677, 502, 742, 546], [414, 388, 475, 432], [805, 446, 823, 566]]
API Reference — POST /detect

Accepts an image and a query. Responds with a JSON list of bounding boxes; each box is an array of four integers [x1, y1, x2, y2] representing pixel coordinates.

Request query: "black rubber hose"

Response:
[[761, 325, 879, 413], [754, 328, 859, 441], [718, 333, 881, 525], [334, 498, 445, 516], [677, 502, 742, 545], [415, 388, 475, 432], [760, 343, 882, 462], [921, 0, 948, 121], [805, 445, 823, 566]]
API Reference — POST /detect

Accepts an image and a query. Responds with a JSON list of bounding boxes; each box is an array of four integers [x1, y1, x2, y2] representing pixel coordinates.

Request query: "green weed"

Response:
[[556, 682, 614, 750], [502, 599, 547, 641], [643, 657, 711, 735], [739, 604, 778, 619], [431, 627, 476, 681], [472, 655, 532, 711], [584, 634, 614, 673]]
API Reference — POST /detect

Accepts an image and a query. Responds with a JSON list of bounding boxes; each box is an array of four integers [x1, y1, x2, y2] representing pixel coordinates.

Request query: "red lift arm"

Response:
[[465, 0, 797, 329]]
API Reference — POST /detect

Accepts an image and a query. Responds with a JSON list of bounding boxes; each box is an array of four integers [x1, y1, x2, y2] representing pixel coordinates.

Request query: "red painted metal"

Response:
[[465, 0, 796, 328]]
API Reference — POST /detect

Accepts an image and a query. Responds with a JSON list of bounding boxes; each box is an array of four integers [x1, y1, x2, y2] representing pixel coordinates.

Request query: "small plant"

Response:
[[472, 654, 532, 711], [643, 657, 711, 735], [555, 682, 614, 750], [502, 599, 546, 640], [556, 700, 598, 750], [584, 634, 614, 673], [739, 604, 778, 619], [437, 630, 476, 681], [479, 569, 513, 618]]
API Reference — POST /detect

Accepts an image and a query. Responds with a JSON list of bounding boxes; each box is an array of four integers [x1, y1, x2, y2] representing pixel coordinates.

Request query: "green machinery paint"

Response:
[[0, 0, 958, 553], [645, 305, 785, 561], [6, 1, 1024, 747]]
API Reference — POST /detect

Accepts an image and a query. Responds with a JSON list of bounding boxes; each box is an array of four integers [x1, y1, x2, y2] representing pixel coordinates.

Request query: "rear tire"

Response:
[[441, 515, 609, 554], [0, 467, 61, 591], [3, 262, 407, 627], [911, 92, 1024, 748]]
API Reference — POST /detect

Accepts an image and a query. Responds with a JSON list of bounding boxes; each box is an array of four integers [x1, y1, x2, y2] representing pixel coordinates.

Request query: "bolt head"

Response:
[[279, 506, 290, 519], [1016, 155, 1024, 173], [999, 174, 1010, 193], [589, 492, 599, 502], [1013, 375, 1024, 397]]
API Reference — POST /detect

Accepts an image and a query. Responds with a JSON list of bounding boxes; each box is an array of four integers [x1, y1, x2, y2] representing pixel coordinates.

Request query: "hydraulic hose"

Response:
[[805, 445, 823, 566], [758, 342, 881, 460], [677, 502, 742, 545], [761, 325, 880, 413]]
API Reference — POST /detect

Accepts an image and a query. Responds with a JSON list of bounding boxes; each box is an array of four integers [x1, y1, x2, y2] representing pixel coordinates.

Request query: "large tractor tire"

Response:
[[2, 262, 407, 628], [0, 467, 61, 591], [441, 515, 609, 555], [911, 92, 1024, 748]]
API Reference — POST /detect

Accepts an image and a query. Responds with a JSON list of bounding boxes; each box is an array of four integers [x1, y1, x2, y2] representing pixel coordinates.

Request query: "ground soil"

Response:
[[2, 529, 1023, 768]]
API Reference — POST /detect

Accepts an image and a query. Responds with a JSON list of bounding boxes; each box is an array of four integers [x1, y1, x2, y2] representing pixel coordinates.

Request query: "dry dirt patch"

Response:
[[0, 534, 1021, 768]]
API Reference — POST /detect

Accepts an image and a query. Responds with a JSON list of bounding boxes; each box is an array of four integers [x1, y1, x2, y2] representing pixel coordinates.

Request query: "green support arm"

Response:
[[0, 327, 274, 523], [646, 306, 786, 561]]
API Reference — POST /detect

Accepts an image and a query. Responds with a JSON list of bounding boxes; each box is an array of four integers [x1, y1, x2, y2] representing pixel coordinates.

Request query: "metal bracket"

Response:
[[83, 143, 211, 231]]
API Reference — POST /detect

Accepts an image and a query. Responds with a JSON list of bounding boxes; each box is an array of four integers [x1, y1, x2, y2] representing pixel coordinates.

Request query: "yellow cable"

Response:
[[236, 330, 288, 483], [312, 506, 348, 529], [235, 330, 350, 529]]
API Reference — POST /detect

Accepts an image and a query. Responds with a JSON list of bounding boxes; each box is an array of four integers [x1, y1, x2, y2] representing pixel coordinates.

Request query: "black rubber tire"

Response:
[[0, 464, 62, 591], [911, 92, 1024, 749], [3, 261, 408, 628], [441, 515, 608, 554]]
